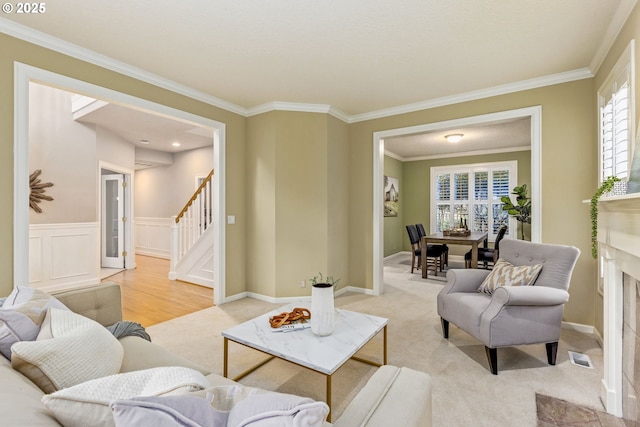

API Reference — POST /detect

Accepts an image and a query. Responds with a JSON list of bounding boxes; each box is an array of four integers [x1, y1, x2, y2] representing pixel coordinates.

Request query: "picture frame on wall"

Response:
[[384, 176, 399, 217]]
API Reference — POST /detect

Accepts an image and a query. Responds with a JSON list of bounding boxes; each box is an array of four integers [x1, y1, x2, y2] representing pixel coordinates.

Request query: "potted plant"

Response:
[[309, 273, 340, 336], [501, 184, 531, 240], [590, 176, 621, 259]]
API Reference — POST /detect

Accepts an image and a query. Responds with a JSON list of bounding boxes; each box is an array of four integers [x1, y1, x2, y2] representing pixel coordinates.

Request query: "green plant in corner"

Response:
[[501, 184, 531, 240], [310, 273, 340, 291], [590, 176, 621, 259]]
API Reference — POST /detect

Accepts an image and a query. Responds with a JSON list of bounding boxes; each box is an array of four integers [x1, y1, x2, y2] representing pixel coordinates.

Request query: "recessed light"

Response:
[[172, 142, 181, 147], [445, 134, 464, 143]]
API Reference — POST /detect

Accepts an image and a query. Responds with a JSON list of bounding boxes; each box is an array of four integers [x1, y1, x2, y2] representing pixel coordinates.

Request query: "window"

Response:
[[431, 161, 517, 240], [598, 40, 635, 182]]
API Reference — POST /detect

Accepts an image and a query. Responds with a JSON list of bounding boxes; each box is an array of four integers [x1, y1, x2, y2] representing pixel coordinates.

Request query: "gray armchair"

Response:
[[437, 239, 580, 374]]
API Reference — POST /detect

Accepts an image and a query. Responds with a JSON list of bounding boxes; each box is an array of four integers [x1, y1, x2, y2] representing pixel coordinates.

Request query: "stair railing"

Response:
[[169, 169, 213, 279]]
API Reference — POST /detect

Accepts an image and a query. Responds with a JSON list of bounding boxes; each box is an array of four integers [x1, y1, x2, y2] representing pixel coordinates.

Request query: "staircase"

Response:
[[168, 170, 214, 288]]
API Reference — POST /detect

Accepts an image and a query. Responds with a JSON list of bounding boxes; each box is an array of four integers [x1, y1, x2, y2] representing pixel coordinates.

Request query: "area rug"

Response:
[[536, 393, 636, 426], [147, 260, 606, 426]]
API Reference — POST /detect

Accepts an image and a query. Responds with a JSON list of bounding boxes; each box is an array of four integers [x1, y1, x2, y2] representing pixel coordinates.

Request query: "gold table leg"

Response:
[[223, 337, 228, 378], [326, 374, 332, 422]]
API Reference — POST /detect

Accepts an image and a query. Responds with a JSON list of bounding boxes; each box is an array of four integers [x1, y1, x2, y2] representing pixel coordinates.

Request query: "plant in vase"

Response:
[[309, 273, 340, 336], [501, 184, 531, 240]]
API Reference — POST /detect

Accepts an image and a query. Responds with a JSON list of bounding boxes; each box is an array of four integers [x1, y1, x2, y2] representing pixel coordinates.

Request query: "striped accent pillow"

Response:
[[478, 258, 543, 295]]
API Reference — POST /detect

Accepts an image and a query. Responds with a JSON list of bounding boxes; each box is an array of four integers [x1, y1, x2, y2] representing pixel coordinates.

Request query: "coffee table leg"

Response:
[[383, 325, 388, 365], [326, 374, 332, 422], [223, 337, 228, 378]]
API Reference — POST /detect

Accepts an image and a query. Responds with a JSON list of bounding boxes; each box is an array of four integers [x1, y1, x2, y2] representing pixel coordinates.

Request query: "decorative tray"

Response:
[[444, 229, 470, 236]]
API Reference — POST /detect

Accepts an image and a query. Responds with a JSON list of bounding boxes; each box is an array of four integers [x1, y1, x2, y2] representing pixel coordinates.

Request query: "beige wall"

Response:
[[246, 111, 349, 298], [0, 33, 247, 298], [350, 78, 597, 325], [593, 3, 640, 336]]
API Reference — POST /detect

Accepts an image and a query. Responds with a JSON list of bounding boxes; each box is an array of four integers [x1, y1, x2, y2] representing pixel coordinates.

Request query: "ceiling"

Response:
[[5, 1, 632, 158], [384, 117, 532, 160]]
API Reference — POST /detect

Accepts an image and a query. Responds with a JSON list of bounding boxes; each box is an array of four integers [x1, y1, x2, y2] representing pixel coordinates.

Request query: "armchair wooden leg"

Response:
[[545, 342, 558, 365], [485, 347, 498, 375], [440, 318, 449, 339]]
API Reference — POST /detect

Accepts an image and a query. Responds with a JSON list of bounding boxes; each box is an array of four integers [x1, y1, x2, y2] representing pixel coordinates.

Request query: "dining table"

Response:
[[421, 231, 489, 278]]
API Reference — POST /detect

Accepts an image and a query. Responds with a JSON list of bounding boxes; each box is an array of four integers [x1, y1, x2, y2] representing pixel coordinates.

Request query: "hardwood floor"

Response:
[[102, 255, 214, 327]]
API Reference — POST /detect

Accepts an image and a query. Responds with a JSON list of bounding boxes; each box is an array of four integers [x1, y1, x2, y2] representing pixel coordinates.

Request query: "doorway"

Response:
[[372, 106, 542, 295], [14, 63, 227, 304]]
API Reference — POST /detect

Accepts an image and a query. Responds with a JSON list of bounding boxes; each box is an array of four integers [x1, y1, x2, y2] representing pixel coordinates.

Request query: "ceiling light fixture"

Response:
[[171, 142, 181, 147], [140, 139, 150, 145], [445, 133, 464, 143]]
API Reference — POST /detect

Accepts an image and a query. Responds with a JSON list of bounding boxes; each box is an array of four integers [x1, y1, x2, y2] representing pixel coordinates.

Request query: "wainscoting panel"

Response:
[[29, 223, 99, 292], [135, 217, 171, 259]]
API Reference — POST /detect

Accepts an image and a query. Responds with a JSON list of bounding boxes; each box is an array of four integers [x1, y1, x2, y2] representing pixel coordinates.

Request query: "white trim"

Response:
[[561, 321, 595, 335], [589, 0, 638, 75], [394, 145, 532, 163], [0, 17, 609, 125], [13, 63, 227, 305], [373, 106, 543, 295], [352, 69, 589, 123]]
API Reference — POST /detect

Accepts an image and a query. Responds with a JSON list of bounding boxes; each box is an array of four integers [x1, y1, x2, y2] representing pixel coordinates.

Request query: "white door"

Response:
[[101, 174, 125, 268]]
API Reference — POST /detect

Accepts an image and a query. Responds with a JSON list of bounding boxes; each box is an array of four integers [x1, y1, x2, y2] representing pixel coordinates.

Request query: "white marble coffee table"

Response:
[[222, 303, 388, 421]]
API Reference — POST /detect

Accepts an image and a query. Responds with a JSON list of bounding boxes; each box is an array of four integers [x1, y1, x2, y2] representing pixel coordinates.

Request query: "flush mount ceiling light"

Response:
[[445, 133, 464, 143], [140, 139, 150, 145], [171, 142, 181, 147]]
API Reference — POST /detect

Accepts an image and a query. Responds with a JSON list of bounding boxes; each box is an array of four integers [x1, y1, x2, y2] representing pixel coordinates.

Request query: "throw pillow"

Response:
[[110, 386, 329, 427], [0, 286, 69, 360], [42, 366, 210, 427], [11, 308, 123, 393], [227, 392, 329, 427], [477, 258, 543, 295]]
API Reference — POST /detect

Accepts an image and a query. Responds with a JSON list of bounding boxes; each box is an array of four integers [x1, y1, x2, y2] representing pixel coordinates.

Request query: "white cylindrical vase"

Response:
[[311, 283, 335, 336]]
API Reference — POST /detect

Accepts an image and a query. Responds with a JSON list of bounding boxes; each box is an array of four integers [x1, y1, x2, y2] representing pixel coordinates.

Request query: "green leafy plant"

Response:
[[501, 184, 531, 240], [310, 273, 340, 290], [590, 176, 621, 259]]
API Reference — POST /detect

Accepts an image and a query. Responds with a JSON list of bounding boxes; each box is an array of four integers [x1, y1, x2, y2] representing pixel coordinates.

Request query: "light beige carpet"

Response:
[[147, 254, 605, 426]]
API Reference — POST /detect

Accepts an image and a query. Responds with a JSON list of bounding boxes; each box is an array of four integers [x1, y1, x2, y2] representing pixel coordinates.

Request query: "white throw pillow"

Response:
[[0, 286, 69, 360], [477, 258, 543, 295], [227, 392, 329, 427], [11, 308, 123, 393], [42, 366, 210, 427]]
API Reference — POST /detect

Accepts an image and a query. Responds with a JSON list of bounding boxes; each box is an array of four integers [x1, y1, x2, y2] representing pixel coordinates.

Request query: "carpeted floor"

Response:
[[147, 253, 611, 426]]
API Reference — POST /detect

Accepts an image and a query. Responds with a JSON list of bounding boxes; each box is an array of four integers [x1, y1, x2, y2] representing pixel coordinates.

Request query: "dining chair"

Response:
[[464, 225, 507, 269], [406, 225, 445, 275], [416, 223, 448, 267]]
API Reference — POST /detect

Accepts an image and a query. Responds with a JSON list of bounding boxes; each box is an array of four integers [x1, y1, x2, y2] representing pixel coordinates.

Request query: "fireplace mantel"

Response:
[[598, 192, 640, 417]]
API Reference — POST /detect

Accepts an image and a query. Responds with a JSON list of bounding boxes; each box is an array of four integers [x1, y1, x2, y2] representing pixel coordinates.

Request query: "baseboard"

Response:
[[593, 327, 603, 347], [561, 320, 595, 335], [384, 251, 410, 260], [226, 285, 377, 305]]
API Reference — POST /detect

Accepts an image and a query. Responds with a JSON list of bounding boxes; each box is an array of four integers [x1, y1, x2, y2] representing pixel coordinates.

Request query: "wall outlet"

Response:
[[300, 280, 306, 288]]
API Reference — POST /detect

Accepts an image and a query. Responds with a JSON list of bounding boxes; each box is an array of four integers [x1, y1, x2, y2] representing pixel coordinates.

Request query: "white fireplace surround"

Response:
[[598, 193, 640, 417]]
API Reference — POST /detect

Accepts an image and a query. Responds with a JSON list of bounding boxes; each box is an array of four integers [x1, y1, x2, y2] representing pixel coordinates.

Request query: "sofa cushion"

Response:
[[110, 385, 329, 427], [0, 286, 69, 360], [477, 258, 543, 295], [11, 308, 123, 393], [41, 366, 210, 427], [118, 335, 210, 376], [0, 356, 60, 426]]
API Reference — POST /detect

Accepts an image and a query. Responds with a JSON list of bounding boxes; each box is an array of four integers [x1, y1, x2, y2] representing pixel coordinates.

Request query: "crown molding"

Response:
[[349, 68, 593, 123], [589, 0, 638, 75], [246, 101, 350, 122], [0, 17, 248, 116], [0, 17, 606, 124], [391, 145, 532, 163]]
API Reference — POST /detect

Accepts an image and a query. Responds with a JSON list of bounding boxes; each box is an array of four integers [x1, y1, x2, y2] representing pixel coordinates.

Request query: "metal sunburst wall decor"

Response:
[[29, 169, 54, 213]]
